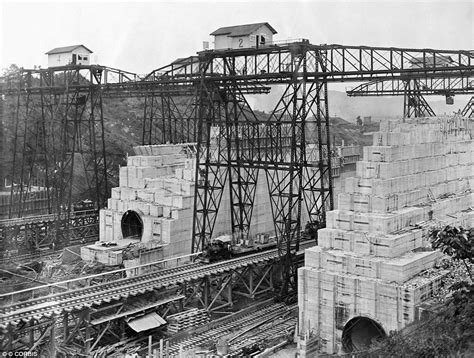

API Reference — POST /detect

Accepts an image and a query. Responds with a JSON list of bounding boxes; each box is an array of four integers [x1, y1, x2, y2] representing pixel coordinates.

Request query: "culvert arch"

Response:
[[342, 316, 386, 353], [121, 210, 144, 240]]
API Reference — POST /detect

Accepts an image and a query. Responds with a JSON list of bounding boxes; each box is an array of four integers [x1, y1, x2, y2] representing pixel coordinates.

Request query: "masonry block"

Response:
[[299, 117, 474, 355]]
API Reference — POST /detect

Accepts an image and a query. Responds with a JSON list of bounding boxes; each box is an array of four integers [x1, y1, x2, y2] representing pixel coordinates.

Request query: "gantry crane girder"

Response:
[[153, 44, 474, 83], [346, 75, 474, 117], [346, 75, 474, 97]]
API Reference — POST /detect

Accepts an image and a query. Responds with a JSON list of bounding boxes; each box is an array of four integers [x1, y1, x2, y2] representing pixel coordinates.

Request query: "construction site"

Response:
[[0, 16, 473, 358]]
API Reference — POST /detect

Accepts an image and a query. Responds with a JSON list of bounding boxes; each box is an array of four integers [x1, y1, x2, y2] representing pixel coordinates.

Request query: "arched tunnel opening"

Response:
[[342, 316, 386, 353], [121, 210, 143, 239]]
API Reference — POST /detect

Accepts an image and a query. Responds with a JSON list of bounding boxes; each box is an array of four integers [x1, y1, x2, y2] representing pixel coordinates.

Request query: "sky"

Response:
[[1, 0, 473, 75]]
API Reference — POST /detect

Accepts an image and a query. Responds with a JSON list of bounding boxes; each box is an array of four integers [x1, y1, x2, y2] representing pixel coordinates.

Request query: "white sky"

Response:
[[1, 0, 473, 75]]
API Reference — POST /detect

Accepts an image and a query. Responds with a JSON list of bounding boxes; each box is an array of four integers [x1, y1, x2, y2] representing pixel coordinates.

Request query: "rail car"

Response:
[[197, 234, 276, 264], [197, 221, 322, 264], [72, 199, 95, 214]]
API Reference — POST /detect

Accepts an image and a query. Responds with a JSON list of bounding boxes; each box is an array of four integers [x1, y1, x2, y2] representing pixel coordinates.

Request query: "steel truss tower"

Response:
[[7, 68, 109, 220], [142, 93, 198, 145], [185, 43, 474, 296], [192, 44, 334, 295], [403, 79, 436, 118]]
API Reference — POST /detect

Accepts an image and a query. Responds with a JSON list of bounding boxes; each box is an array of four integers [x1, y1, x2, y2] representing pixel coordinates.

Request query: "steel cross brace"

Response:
[[403, 79, 436, 118], [233, 262, 274, 299], [7, 68, 109, 220], [182, 274, 233, 311], [461, 96, 474, 117]]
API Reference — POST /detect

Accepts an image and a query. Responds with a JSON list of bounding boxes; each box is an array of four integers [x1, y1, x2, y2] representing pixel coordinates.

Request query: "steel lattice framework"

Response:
[[347, 75, 474, 96], [185, 43, 474, 295], [346, 75, 474, 117], [462, 96, 474, 117], [0, 40, 473, 355], [1, 42, 474, 295]]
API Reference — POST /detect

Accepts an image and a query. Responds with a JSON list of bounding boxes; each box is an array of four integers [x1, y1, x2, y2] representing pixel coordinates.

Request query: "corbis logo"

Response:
[[1, 352, 38, 357]]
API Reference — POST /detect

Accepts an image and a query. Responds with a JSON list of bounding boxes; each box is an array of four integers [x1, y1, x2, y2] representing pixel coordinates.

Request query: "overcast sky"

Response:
[[1, 0, 473, 75]]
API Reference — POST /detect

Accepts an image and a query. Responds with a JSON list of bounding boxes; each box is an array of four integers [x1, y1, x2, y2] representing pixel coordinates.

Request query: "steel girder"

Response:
[[191, 62, 274, 252], [346, 76, 474, 97], [7, 68, 108, 221], [192, 68, 229, 253], [181, 260, 275, 311], [0, 291, 184, 357], [151, 43, 474, 84], [346, 76, 474, 118], [0, 98, 6, 191], [142, 93, 198, 145], [221, 57, 261, 244], [0, 309, 91, 357], [232, 262, 274, 299], [0, 65, 140, 96], [192, 47, 333, 298], [403, 79, 436, 118], [0, 259, 275, 355], [461, 96, 474, 117], [0, 210, 99, 260]]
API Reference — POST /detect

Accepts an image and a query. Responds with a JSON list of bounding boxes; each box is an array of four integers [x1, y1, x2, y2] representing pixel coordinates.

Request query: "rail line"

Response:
[[166, 302, 296, 356], [0, 210, 100, 262], [0, 242, 315, 328]]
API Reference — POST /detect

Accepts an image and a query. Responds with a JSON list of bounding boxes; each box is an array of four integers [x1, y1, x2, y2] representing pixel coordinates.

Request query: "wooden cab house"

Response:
[[210, 22, 277, 50], [46, 45, 93, 67]]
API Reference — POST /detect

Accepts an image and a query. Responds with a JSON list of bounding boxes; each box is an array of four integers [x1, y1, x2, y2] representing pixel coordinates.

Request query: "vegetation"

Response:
[[371, 225, 474, 357], [431, 226, 473, 281]]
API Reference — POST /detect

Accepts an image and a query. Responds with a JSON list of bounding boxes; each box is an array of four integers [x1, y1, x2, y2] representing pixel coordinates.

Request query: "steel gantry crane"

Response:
[[346, 75, 474, 117], [180, 43, 474, 296], [0, 40, 473, 355], [0, 64, 268, 256], [2, 43, 474, 295]]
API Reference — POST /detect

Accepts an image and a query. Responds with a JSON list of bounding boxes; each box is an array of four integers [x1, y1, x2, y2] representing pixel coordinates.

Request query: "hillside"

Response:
[[328, 116, 378, 147], [1, 94, 377, 204]]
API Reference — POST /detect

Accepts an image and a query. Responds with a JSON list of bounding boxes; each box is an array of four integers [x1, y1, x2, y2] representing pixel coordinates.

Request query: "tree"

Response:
[[370, 225, 474, 356], [2, 64, 20, 77], [430, 226, 473, 281]]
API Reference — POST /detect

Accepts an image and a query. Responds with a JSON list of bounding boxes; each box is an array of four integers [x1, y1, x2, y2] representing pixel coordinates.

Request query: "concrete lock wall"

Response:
[[298, 116, 474, 356]]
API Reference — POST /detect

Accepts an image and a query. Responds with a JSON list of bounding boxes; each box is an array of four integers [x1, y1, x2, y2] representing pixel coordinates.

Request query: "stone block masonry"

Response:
[[93, 143, 279, 265], [96, 144, 196, 264], [297, 116, 474, 356]]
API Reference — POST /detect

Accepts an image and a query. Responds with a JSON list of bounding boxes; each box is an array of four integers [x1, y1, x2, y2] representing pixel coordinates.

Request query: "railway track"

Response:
[[165, 301, 296, 356], [0, 247, 296, 327], [0, 240, 315, 329], [0, 235, 98, 264], [0, 261, 203, 320]]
